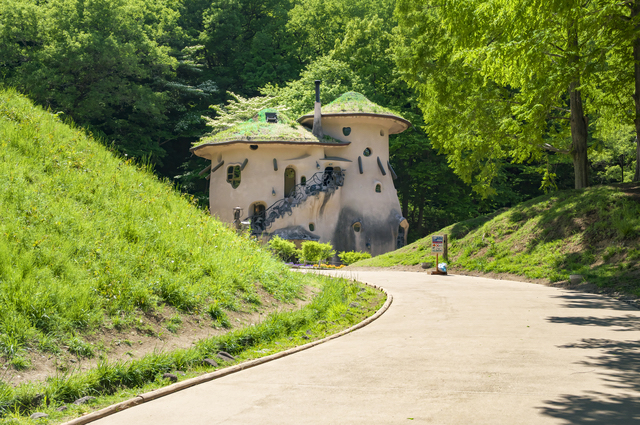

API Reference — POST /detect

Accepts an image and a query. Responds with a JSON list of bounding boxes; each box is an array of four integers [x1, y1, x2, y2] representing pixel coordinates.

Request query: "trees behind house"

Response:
[[1, 0, 638, 241]]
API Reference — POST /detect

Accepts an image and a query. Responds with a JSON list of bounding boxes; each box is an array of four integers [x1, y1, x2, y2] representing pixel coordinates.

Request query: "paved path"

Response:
[[94, 271, 640, 424]]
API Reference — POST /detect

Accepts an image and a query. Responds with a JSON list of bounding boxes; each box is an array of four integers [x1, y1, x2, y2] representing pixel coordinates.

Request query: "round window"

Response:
[[353, 222, 361, 232], [363, 148, 372, 157], [342, 127, 351, 136]]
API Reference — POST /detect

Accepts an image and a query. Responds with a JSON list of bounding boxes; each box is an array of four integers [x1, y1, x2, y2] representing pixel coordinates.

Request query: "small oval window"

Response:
[[380, 130, 385, 136], [309, 223, 315, 231], [353, 222, 361, 232], [363, 148, 372, 157], [375, 184, 381, 193], [250, 145, 258, 150], [342, 127, 351, 136], [301, 176, 306, 186]]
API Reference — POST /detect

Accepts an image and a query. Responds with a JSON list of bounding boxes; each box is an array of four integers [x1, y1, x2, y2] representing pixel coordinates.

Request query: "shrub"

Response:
[[268, 236, 299, 263], [300, 241, 335, 265], [338, 251, 372, 265]]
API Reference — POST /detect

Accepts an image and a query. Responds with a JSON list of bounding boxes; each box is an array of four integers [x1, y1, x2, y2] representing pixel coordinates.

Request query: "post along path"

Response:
[[93, 271, 640, 424]]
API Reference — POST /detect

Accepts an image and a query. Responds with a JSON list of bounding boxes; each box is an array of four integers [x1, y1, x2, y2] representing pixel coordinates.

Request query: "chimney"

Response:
[[312, 80, 323, 138]]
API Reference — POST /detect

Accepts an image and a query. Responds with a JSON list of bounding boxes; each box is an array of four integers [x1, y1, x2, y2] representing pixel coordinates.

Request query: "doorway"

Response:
[[250, 202, 266, 234], [284, 167, 296, 197]]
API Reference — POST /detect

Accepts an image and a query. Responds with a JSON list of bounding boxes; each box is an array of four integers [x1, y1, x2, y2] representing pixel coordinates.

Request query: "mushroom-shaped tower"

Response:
[[298, 92, 411, 255]]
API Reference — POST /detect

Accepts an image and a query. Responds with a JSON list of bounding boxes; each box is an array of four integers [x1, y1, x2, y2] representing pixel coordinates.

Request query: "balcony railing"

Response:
[[249, 169, 345, 235]]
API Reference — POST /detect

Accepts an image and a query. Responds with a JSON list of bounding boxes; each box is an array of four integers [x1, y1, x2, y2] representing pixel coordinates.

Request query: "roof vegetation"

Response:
[[306, 92, 405, 119], [195, 108, 340, 146]]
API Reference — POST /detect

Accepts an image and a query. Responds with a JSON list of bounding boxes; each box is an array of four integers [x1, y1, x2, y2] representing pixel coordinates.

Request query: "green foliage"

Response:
[[393, 0, 619, 193], [195, 108, 336, 145], [0, 0, 186, 164], [202, 93, 284, 136], [0, 276, 384, 420], [357, 185, 640, 296], [0, 89, 304, 360], [300, 242, 335, 265], [206, 303, 230, 329], [338, 251, 371, 265], [67, 337, 94, 359], [306, 92, 402, 117], [199, 0, 300, 94], [268, 236, 299, 263]]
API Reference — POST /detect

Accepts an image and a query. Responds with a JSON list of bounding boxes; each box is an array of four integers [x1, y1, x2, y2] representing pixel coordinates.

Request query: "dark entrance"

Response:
[[284, 167, 296, 197], [251, 203, 266, 234]]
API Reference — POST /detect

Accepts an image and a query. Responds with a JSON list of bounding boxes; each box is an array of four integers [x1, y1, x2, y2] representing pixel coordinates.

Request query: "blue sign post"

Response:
[[431, 235, 447, 275]]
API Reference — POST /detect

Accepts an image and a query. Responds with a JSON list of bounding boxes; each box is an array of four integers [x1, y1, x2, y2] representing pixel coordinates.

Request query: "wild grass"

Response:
[[318, 92, 403, 117], [356, 186, 640, 296], [0, 275, 384, 423], [0, 88, 306, 364], [196, 108, 341, 145]]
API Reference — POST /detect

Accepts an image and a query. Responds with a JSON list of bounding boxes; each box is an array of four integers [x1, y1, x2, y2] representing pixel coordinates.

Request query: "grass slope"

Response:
[[356, 186, 640, 296], [0, 88, 308, 364], [0, 89, 387, 420]]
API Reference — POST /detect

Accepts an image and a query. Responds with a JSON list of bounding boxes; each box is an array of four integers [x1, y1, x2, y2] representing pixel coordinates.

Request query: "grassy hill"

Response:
[[0, 87, 302, 353], [0, 89, 385, 421], [355, 185, 640, 297]]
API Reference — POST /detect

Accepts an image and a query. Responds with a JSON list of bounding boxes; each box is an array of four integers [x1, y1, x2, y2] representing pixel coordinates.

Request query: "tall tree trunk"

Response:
[[634, 35, 640, 181], [568, 24, 589, 189], [569, 81, 589, 189]]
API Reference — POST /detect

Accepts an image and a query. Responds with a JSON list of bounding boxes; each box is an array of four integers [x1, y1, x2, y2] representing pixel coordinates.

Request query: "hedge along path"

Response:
[[62, 282, 392, 425]]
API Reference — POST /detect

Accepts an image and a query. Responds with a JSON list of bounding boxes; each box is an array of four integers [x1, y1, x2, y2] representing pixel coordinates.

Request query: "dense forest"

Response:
[[2, 0, 638, 242]]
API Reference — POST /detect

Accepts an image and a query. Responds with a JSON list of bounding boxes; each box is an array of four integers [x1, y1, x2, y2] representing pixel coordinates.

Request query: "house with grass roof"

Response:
[[191, 82, 410, 257]]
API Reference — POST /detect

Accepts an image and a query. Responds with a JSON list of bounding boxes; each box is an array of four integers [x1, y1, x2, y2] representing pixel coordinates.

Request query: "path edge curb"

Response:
[[62, 281, 392, 425]]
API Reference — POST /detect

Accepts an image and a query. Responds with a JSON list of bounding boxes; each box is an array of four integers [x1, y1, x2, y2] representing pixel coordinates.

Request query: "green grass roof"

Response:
[[306, 92, 404, 119], [196, 109, 341, 146]]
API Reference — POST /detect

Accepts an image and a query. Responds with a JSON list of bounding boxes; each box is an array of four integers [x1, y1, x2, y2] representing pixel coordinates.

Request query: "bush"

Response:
[[300, 241, 335, 265], [268, 236, 299, 263], [338, 251, 372, 265]]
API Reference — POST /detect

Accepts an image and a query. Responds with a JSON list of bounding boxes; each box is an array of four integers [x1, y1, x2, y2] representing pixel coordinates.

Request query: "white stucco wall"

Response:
[[196, 114, 407, 256]]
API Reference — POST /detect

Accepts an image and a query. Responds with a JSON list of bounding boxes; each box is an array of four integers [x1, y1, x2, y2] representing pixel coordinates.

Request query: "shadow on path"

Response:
[[539, 302, 640, 423], [551, 293, 638, 311]]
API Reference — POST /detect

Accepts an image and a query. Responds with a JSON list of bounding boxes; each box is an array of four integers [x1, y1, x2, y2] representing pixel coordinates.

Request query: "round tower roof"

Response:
[[298, 92, 411, 134]]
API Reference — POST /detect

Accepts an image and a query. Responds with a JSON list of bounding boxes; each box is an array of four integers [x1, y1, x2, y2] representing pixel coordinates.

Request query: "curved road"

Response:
[[94, 271, 640, 424]]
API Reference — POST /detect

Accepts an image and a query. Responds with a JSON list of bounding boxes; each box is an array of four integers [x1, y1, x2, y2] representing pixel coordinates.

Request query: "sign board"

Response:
[[431, 235, 444, 254]]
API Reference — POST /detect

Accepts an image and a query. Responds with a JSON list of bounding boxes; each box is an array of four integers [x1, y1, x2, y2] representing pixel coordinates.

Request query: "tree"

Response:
[[199, 0, 300, 95], [2, 0, 183, 164], [590, 0, 640, 181], [395, 0, 606, 191]]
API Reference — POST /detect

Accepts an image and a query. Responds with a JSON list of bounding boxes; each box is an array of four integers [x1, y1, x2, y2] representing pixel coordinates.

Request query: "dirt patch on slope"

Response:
[[1, 286, 318, 387]]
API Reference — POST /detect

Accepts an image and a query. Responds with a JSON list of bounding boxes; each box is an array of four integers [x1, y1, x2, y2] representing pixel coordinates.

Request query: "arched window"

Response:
[[301, 176, 307, 186], [227, 165, 241, 189], [284, 167, 296, 196], [363, 148, 372, 157], [375, 184, 382, 193], [309, 223, 315, 231], [353, 222, 361, 232]]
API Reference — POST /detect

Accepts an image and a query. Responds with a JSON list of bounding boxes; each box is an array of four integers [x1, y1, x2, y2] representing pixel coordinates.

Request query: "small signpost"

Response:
[[430, 234, 447, 275]]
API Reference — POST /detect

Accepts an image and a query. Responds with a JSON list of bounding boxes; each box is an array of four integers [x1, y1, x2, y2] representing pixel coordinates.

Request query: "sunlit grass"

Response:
[[0, 88, 305, 363], [356, 186, 640, 295], [0, 276, 384, 423]]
